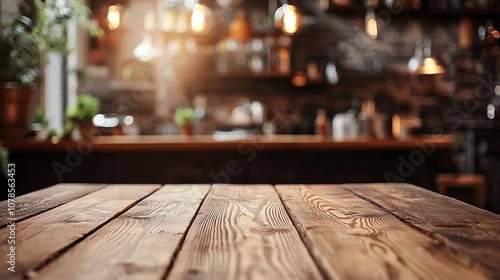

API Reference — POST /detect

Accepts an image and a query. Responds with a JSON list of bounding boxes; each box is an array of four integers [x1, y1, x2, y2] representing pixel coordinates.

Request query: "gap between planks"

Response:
[[26, 185, 162, 279], [273, 183, 458, 280], [32, 184, 211, 280], [160, 185, 212, 280], [342, 183, 499, 278], [0, 184, 107, 229], [166, 184, 324, 280], [274, 184, 488, 280], [341, 185, 441, 238], [273, 185, 333, 280], [339, 184, 475, 264]]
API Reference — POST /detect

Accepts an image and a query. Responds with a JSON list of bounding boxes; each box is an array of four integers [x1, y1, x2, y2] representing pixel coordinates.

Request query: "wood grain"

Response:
[[0, 184, 106, 228], [346, 183, 500, 279], [0, 184, 159, 280], [167, 184, 323, 280], [34, 185, 210, 280], [276, 184, 488, 280]]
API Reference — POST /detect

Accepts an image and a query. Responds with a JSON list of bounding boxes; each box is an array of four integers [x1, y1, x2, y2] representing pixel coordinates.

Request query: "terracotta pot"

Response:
[[0, 83, 34, 139], [77, 121, 96, 140], [181, 124, 194, 136]]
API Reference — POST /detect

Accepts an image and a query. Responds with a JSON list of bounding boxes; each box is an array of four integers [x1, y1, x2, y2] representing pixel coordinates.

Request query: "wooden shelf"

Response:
[[178, 72, 291, 81], [108, 80, 157, 91]]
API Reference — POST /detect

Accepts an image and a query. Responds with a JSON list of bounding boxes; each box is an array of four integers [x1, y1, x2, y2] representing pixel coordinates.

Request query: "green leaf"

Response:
[[66, 94, 100, 122], [174, 108, 195, 125], [0, 145, 8, 177], [1, 0, 103, 86]]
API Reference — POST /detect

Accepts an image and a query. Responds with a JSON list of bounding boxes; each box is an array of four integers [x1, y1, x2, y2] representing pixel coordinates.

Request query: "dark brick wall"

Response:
[[178, 13, 499, 134]]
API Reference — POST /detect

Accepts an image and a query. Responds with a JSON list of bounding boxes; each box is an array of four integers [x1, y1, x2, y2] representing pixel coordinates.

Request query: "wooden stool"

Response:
[[436, 173, 486, 208]]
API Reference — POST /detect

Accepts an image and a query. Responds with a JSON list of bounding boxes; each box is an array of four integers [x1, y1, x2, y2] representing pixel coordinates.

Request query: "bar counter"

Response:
[[2, 134, 454, 199], [3, 134, 452, 152]]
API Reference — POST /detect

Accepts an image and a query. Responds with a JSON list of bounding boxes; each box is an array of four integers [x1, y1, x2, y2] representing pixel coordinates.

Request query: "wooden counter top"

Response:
[[3, 134, 452, 152], [1, 183, 499, 279]]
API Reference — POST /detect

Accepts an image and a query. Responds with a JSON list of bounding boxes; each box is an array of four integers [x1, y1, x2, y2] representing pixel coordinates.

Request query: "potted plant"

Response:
[[0, 144, 8, 177], [0, 0, 102, 139], [174, 107, 195, 135], [31, 106, 49, 140], [66, 94, 100, 139], [0, 15, 38, 139]]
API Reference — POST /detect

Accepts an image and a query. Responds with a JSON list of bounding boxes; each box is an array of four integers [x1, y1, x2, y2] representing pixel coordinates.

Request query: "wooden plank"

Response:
[[275, 184, 488, 280], [167, 184, 323, 280], [345, 183, 500, 279], [0, 184, 106, 228], [0, 184, 159, 280], [34, 185, 210, 280]]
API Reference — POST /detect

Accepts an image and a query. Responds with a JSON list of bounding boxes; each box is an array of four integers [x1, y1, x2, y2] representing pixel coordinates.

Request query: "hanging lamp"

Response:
[[274, 1, 302, 35], [411, 39, 445, 75]]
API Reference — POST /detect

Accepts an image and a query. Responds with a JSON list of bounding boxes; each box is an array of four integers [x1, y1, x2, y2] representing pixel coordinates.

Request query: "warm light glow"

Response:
[[423, 57, 444, 74], [365, 10, 377, 40], [292, 71, 307, 87], [107, 5, 120, 30], [283, 5, 300, 35], [392, 114, 401, 138], [275, 4, 301, 35], [409, 40, 445, 75], [133, 33, 159, 61], [366, 18, 378, 39], [191, 4, 209, 34], [416, 57, 445, 75]]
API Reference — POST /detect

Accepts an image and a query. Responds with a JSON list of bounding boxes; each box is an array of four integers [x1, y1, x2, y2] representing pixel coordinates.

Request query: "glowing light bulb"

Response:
[[283, 5, 300, 35], [365, 10, 377, 40], [107, 5, 120, 30], [133, 33, 159, 61], [275, 4, 301, 35], [292, 71, 307, 87], [419, 57, 445, 75], [191, 4, 209, 34]]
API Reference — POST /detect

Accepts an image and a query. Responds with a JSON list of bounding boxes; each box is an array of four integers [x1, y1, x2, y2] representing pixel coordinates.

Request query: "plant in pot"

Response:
[[66, 94, 100, 139], [31, 106, 49, 140], [0, 0, 102, 139], [0, 143, 8, 177], [174, 107, 195, 136]]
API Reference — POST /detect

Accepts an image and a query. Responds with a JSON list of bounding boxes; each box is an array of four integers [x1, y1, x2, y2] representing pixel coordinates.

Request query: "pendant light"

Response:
[[189, 3, 212, 34], [134, 33, 160, 61], [365, 9, 377, 40], [134, 12, 159, 61], [364, 0, 378, 40], [274, 1, 302, 35], [107, 4, 121, 30], [186, 0, 211, 34], [413, 40, 445, 75]]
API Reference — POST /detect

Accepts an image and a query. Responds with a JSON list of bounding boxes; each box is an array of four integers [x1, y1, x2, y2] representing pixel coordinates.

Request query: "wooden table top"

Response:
[[1, 183, 499, 280]]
